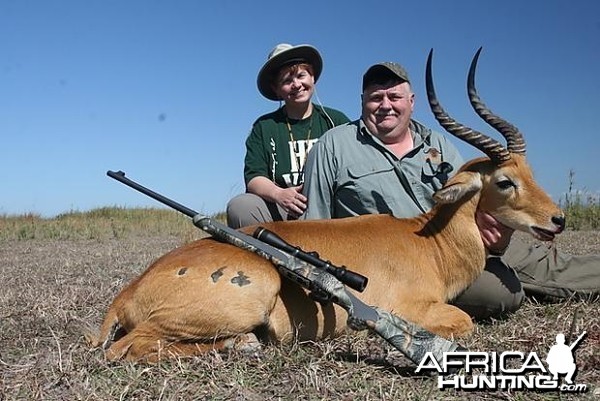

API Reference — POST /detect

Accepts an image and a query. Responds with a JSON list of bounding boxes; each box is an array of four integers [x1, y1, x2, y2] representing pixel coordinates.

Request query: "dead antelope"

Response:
[[87, 49, 565, 362]]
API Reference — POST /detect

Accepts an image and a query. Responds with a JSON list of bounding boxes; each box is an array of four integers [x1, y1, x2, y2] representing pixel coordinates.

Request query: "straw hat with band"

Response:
[[257, 43, 323, 101]]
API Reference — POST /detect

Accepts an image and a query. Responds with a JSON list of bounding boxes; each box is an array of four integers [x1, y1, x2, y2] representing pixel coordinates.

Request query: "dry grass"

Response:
[[0, 211, 598, 400], [0, 207, 208, 242]]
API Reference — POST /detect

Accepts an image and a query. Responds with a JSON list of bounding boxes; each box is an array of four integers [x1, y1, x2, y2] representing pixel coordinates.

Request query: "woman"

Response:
[[226, 43, 350, 228]]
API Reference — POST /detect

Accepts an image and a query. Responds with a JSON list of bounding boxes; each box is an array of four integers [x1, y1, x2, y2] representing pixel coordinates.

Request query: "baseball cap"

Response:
[[362, 62, 410, 91]]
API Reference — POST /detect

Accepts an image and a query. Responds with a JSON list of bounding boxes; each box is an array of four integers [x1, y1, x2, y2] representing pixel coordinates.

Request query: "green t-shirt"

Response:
[[243, 105, 350, 188]]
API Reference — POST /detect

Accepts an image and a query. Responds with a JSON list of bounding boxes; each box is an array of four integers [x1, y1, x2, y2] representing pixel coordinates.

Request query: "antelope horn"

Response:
[[467, 47, 526, 155], [426, 49, 511, 164]]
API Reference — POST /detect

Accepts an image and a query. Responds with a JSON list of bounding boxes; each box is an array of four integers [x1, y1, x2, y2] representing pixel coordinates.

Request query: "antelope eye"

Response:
[[496, 179, 515, 190]]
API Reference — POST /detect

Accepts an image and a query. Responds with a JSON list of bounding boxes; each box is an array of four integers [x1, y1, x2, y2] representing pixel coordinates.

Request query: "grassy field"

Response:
[[0, 208, 598, 400]]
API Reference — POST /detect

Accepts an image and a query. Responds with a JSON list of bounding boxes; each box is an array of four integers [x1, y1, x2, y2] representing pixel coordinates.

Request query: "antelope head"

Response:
[[426, 48, 565, 241]]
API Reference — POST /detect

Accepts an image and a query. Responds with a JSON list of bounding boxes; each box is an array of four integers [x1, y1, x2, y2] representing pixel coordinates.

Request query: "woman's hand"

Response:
[[247, 177, 307, 219], [276, 185, 307, 219]]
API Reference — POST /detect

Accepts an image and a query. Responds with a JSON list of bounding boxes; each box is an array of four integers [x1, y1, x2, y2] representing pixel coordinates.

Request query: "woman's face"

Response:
[[273, 64, 315, 105]]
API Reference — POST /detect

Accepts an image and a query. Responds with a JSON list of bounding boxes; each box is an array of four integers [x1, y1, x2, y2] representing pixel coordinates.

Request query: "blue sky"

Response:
[[1, 0, 599, 217]]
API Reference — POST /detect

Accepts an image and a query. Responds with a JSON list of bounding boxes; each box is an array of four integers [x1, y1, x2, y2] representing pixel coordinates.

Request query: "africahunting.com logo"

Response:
[[416, 331, 589, 393]]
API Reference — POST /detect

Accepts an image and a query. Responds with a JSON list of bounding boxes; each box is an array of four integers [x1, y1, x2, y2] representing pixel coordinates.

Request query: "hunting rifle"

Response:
[[107, 170, 465, 367]]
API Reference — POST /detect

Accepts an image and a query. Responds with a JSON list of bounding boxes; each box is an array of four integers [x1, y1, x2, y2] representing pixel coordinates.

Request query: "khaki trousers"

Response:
[[226, 193, 290, 229], [453, 239, 599, 320]]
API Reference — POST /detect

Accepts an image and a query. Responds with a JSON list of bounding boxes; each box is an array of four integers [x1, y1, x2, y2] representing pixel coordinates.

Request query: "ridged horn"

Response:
[[468, 47, 526, 155], [426, 49, 511, 164]]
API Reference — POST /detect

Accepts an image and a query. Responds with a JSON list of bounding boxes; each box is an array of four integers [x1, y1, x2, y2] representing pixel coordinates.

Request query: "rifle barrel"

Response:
[[107, 170, 199, 218]]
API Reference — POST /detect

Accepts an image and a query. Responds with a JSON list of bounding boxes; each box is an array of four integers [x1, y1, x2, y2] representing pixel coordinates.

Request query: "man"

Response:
[[301, 61, 599, 319]]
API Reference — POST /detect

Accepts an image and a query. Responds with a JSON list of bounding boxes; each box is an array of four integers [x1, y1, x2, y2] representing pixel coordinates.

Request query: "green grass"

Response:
[[560, 188, 600, 230], [0, 207, 227, 241], [558, 170, 600, 230]]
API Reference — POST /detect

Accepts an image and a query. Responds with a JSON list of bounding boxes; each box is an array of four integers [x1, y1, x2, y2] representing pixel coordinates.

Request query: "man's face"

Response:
[[362, 81, 414, 142]]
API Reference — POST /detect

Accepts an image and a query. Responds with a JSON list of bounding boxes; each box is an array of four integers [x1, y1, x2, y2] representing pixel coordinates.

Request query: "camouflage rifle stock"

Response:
[[107, 170, 465, 367]]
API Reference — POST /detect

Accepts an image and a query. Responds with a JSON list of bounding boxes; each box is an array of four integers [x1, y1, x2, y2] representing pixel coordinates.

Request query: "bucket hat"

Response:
[[257, 43, 323, 101]]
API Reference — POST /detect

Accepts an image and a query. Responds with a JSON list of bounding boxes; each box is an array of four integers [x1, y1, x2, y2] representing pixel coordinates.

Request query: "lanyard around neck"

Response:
[[285, 113, 313, 147]]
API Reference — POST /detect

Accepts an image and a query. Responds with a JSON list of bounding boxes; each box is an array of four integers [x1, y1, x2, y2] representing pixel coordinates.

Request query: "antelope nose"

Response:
[[552, 215, 566, 232]]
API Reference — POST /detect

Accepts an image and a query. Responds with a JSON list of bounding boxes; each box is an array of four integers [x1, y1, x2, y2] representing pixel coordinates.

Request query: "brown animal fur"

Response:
[[86, 154, 564, 362]]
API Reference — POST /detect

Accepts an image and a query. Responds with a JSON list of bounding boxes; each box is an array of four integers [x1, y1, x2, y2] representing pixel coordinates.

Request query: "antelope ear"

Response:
[[434, 171, 482, 204]]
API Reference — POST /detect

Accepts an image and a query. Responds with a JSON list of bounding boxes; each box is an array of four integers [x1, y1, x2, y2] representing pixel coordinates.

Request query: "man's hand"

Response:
[[476, 210, 514, 255]]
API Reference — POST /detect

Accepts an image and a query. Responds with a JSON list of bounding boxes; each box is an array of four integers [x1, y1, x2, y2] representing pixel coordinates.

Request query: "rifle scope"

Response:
[[253, 227, 368, 292]]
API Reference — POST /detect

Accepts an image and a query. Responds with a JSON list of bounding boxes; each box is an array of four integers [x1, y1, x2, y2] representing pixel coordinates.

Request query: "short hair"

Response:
[[274, 63, 315, 85]]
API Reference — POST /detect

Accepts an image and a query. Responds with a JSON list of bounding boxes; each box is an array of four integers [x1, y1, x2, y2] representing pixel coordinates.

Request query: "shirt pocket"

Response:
[[347, 164, 395, 179], [341, 164, 398, 213]]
